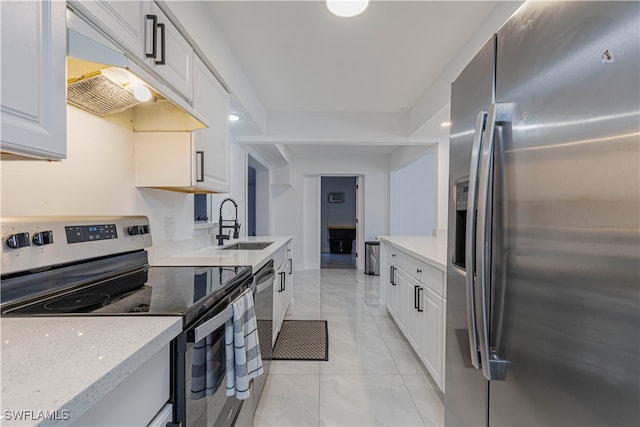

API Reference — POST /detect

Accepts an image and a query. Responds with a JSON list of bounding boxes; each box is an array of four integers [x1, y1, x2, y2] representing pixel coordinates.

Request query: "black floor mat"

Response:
[[272, 320, 328, 361]]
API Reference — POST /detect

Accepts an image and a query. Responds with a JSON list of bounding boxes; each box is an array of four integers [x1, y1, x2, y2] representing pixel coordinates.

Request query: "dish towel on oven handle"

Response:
[[225, 289, 264, 400]]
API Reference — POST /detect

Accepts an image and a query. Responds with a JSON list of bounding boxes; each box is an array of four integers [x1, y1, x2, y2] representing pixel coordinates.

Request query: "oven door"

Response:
[[173, 286, 247, 427]]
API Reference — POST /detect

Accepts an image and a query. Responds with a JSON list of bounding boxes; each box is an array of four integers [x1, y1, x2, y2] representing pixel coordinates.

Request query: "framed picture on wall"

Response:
[[328, 192, 344, 203]]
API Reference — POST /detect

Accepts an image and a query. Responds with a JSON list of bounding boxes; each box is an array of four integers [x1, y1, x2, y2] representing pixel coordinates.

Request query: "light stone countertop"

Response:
[[0, 316, 182, 426], [377, 235, 448, 271], [149, 236, 293, 271]]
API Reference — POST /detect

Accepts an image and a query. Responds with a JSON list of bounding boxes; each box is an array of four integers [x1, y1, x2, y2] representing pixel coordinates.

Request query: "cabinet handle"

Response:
[[145, 15, 158, 58], [156, 22, 166, 65], [390, 266, 396, 286], [416, 268, 422, 274], [414, 285, 419, 310], [417, 287, 424, 312], [279, 272, 285, 292], [196, 151, 205, 182], [288, 258, 292, 274]]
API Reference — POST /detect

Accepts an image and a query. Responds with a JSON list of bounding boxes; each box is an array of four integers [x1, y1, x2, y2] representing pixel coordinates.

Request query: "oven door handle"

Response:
[[193, 305, 233, 343], [192, 287, 254, 342]]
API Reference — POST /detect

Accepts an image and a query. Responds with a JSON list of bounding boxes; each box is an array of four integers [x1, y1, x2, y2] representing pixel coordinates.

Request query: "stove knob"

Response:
[[32, 231, 54, 246], [142, 225, 150, 234], [127, 226, 139, 236], [6, 232, 31, 249]]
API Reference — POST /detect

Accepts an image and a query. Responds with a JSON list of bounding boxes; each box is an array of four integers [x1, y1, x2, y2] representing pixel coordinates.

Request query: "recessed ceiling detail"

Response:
[[207, 1, 499, 114]]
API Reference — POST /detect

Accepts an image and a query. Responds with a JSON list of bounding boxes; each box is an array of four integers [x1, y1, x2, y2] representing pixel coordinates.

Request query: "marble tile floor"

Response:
[[320, 253, 357, 269], [254, 269, 444, 427]]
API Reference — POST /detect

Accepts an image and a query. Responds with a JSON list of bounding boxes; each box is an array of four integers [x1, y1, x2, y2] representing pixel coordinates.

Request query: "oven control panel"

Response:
[[1, 216, 152, 275], [66, 224, 118, 243]]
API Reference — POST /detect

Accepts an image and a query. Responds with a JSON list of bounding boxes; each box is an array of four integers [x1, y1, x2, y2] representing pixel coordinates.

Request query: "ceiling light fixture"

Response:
[[440, 121, 452, 128], [229, 113, 240, 122], [327, 0, 369, 18]]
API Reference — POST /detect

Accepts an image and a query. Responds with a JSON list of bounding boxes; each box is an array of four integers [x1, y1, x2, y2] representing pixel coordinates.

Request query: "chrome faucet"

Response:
[[216, 198, 240, 245]]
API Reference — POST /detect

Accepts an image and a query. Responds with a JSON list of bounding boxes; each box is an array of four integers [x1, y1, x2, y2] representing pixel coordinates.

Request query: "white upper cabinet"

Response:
[[192, 57, 230, 193], [147, 2, 194, 102], [0, 0, 66, 160], [135, 131, 215, 193], [69, 0, 147, 55], [69, 1, 194, 103]]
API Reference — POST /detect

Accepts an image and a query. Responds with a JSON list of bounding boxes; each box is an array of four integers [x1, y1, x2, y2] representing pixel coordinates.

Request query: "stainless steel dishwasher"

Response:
[[252, 260, 274, 406]]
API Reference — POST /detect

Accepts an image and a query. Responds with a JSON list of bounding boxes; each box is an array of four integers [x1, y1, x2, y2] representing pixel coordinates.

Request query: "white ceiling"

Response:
[[207, 1, 499, 115], [202, 0, 508, 154]]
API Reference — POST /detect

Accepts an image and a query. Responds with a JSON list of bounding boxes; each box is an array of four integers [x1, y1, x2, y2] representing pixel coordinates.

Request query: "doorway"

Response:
[[247, 166, 256, 236], [247, 154, 270, 236], [320, 176, 357, 269]]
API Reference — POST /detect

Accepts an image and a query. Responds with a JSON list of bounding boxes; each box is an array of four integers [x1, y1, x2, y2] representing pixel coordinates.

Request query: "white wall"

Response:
[[210, 136, 248, 239], [273, 151, 389, 271], [391, 149, 436, 235], [435, 138, 450, 236], [1, 106, 202, 244]]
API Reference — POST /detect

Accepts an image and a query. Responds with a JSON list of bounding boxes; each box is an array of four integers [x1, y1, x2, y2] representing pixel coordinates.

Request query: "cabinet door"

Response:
[[404, 276, 422, 352], [393, 267, 406, 332], [148, 2, 193, 102], [386, 264, 398, 319], [0, 0, 66, 160], [193, 57, 230, 193], [273, 267, 288, 343], [285, 247, 293, 310], [69, 0, 147, 55], [422, 286, 443, 387]]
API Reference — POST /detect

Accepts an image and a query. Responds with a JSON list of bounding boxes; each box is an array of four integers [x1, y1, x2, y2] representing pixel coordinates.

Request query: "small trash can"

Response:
[[364, 241, 380, 276]]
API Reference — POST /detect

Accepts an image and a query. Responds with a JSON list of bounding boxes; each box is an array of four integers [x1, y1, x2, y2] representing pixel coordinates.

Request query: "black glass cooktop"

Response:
[[2, 265, 251, 327]]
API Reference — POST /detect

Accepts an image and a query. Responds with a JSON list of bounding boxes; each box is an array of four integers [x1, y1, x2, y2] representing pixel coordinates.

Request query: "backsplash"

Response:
[[0, 106, 197, 244]]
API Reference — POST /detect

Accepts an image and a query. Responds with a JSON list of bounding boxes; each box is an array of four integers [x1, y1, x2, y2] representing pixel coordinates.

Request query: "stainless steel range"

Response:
[[1, 216, 254, 426]]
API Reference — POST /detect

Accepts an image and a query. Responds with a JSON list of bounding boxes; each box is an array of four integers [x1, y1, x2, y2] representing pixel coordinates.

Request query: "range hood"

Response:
[[67, 11, 204, 132]]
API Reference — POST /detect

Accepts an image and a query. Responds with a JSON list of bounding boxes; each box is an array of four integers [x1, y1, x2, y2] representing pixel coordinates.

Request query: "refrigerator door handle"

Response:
[[465, 110, 487, 370], [476, 102, 510, 381]]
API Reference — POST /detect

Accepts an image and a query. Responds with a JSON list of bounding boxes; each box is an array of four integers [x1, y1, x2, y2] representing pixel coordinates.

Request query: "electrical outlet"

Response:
[[163, 217, 175, 240]]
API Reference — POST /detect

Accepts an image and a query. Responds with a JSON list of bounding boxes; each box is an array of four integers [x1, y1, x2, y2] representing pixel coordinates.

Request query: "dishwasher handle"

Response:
[[253, 260, 275, 294]]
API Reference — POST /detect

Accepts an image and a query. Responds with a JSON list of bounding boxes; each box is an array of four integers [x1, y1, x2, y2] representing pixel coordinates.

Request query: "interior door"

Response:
[[490, 2, 640, 425]]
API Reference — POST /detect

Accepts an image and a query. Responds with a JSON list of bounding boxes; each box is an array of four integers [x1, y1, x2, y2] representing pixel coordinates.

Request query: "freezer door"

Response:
[[489, 1, 640, 426], [445, 35, 495, 427]]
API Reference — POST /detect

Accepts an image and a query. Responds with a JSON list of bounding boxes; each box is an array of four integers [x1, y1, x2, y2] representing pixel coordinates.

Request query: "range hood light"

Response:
[[133, 83, 152, 102]]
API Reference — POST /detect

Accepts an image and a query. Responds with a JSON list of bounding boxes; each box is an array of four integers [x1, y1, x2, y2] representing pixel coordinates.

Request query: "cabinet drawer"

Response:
[[387, 247, 407, 271], [406, 256, 444, 296]]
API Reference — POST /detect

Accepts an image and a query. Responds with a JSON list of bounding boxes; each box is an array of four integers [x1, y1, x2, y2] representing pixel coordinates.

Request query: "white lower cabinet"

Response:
[[71, 344, 170, 426], [405, 274, 423, 351], [421, 285, 444, 387], [381, 242, 446, 391], [192, 56, 230, 193], [272, 242, 293, 345]]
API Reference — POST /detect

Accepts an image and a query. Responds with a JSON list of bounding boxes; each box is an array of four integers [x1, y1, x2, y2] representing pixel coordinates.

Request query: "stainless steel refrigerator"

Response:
[[445, 2, 639, 426]]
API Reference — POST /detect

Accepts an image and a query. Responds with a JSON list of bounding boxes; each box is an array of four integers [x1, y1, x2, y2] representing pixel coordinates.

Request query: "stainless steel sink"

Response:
[[221, 242, 273, 250]]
